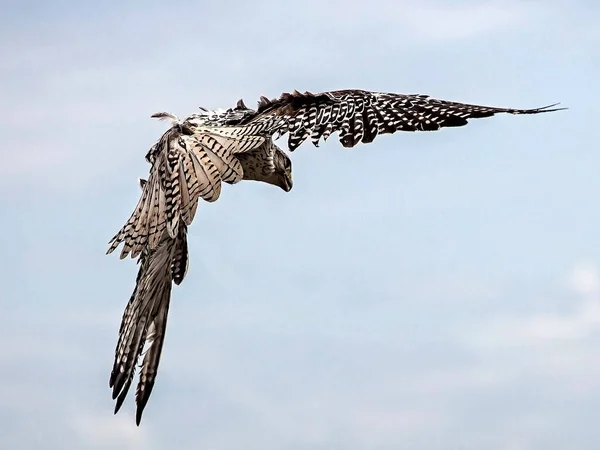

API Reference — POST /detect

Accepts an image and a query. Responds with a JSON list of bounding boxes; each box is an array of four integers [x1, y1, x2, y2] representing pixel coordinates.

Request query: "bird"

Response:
[[106, 88, 565, 425]]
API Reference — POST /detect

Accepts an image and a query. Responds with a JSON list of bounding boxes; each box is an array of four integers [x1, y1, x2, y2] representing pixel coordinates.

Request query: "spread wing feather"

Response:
[[237, 89, 565, 151], [106, 121, 269, 421], [106, 124, 265, 259]]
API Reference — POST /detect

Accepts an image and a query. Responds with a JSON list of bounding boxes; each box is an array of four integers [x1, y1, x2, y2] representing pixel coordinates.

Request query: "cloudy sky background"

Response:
[[2, 0, 599, 449]]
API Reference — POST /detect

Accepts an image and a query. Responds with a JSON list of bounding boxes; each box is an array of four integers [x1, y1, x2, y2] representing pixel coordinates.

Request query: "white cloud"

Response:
[[568, 262, 600, 298], [475, 263, 600, 346]]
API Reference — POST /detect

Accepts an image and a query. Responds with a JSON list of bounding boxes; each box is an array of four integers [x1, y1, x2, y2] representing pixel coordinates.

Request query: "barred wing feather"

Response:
[[240, 89, 565, 151], [107, 87, 565, 425], [107, 125, 264, 259]]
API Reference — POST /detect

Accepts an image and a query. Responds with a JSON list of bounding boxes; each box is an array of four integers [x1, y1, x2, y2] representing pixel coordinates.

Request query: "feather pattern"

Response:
[[109, 223, 188, 425], [107, 125, 289, 424], [107, 86, 565, 425], [236, 89, 566, 150]]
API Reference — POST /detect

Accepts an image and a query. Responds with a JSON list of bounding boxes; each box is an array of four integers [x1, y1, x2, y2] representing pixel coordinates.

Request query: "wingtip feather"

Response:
[[515, 102, 568, 114]]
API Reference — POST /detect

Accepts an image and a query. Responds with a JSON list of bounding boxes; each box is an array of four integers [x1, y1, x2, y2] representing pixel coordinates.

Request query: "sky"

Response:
[[1, 0, 599, 449]]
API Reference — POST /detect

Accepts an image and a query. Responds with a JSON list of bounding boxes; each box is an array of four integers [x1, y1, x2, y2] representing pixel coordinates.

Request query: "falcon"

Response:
[[106, 88, 564, 425]]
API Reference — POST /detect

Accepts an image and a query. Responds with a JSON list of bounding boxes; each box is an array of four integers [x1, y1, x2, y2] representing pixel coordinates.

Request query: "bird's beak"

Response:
[[282, 172, 293, 192]]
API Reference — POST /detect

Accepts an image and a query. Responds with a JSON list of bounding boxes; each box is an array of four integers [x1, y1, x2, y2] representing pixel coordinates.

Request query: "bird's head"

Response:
[[238, 144, 293, 192]]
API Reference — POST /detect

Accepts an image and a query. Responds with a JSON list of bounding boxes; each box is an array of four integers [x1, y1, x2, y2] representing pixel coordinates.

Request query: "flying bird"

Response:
[[106, 88, 565, 425]]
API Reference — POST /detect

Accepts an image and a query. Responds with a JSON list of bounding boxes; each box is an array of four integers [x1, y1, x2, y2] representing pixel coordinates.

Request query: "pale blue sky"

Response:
[[1, 1, 600, 449]]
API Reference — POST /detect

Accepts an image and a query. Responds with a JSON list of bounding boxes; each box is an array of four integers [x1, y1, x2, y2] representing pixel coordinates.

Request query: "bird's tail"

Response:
[[109, 181, 189, 426]]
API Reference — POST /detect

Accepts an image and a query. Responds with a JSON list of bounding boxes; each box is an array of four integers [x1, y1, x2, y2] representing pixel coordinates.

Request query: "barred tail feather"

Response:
[[109, 224, 188, 425], [135, 304, 169, 425]]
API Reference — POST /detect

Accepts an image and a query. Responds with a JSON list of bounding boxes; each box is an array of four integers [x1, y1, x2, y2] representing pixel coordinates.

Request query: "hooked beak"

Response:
[[282, 173, 293, 192]]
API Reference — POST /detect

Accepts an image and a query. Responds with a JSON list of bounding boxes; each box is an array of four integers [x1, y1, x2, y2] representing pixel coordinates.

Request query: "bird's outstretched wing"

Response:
[[237, 89, 566, 151], [106, 122, 264, 259], [107, 87, 564, 425]]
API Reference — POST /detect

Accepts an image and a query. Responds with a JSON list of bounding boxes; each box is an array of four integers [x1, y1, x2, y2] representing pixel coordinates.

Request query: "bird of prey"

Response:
[[106, 88, 564, 425]]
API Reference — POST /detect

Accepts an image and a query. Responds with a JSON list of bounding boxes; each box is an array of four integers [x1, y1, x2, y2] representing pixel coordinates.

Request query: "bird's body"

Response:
[[107, 88, 564, 424]]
